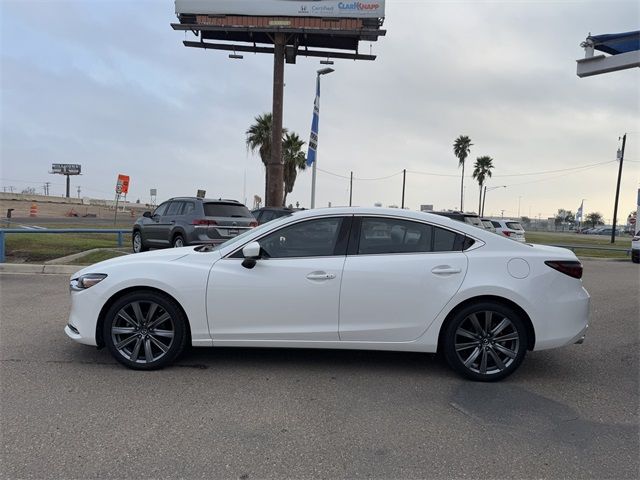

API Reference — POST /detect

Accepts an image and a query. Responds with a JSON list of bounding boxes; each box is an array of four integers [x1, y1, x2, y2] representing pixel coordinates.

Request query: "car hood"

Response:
[[70, 247, 198, 278]]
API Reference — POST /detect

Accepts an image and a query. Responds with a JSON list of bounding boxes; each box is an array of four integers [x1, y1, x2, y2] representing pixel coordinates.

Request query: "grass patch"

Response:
[[73, 250, 129, 266], [526, 231, 632, 259], [5, 233, 132, 263]]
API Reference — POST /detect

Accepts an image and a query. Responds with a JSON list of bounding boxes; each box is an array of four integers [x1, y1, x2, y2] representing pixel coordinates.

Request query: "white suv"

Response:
[[632, 233, 639, 264], [490, 219, 526, 243]]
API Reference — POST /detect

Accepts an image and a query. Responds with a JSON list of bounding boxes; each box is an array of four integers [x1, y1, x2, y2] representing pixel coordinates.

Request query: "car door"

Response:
[[157, 201, 184, 246], [339, 216, 469, 342], [207, 216, 351, 341], [143, 202, 169, 247]]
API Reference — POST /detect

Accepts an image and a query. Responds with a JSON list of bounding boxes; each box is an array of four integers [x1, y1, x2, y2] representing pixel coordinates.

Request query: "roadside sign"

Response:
[[116, 174, 130, 194], [197, 189, 206, 199]]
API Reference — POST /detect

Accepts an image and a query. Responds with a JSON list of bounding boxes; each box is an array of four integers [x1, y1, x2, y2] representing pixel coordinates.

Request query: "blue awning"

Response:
[[588, 31, 640, 56]]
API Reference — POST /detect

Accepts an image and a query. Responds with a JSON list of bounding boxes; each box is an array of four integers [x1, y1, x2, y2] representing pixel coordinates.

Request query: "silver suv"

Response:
[[132, 197, 256, 252]]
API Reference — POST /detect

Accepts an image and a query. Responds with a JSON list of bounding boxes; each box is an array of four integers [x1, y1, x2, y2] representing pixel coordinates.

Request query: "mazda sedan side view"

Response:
[[66, 208, 589, 381]]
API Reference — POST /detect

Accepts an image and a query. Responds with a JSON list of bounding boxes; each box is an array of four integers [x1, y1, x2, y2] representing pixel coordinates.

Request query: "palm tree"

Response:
[[453, 135, 473, 211], [472, 156, 494, 215], [282, 133, 307, 206], [246, 113, 288, 203]]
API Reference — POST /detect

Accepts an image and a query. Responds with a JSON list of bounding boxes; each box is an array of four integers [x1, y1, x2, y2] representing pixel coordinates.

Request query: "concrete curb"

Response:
[[0, 264, 82, 275]]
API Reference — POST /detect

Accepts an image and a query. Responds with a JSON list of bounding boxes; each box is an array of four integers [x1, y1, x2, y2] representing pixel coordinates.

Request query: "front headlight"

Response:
[[70, 273, 108, 291]]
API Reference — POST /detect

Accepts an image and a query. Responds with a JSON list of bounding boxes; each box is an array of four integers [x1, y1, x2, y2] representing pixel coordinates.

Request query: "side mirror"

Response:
[[142, 211, 152, 218], [241, 241, 261, 269]]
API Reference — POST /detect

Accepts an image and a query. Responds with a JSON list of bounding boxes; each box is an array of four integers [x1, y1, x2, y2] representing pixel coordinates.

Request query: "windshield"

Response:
[[464, 216, 484, 227], [506, 222, 524, 231]]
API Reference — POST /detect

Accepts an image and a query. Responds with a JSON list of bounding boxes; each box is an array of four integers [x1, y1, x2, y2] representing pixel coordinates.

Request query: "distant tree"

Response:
[[586, 212, 604, 228], [453, 135, 473, 211], [282, 132, 307, 207], [21, 187, 36, 195], [471, 156, 494, 215], [520, 216, 531, 227], [554, 209, 575, 230]]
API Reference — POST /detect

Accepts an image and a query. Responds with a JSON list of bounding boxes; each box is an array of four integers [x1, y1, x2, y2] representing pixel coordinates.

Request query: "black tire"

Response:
[[443, 302, 528, 382], [103, 291, 187, 370], [172, 234, 185, 248], [632, 251, 639, 264], [132, 230, 148, 253]]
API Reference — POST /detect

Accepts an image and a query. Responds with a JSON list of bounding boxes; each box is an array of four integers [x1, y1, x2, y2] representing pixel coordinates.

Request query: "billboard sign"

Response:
[[51, 164, 81, 175], [175, 0, 386, 19], [116, 174, 130, 195]]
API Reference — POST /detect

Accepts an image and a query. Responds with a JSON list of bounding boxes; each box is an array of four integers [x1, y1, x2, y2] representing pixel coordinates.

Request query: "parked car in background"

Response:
[[631, 233, 639, 263], [481, 218, 497, 233], [67, 207, 590, 381], [490, 219, 526, 243], [430, 211, 485, 229], [251, 207, 303, 225], [132, 197, 256, 252]]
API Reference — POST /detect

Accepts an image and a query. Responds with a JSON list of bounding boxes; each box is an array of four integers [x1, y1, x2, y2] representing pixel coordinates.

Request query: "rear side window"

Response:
[[182, 202, 195, 215], [506, 222, 523, 230], [491, 221, 501, 228], [204, 203, 252, 218], [358, 218, 469, 254], [165, 201, 183, 216]]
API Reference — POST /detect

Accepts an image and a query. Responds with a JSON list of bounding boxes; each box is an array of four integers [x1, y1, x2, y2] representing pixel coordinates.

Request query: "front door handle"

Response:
[[431, 266, 462, 275], [306, 271, 336, 281]]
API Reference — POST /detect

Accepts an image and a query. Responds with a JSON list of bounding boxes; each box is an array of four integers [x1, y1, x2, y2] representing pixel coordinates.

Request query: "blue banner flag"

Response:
[[576, 200, 584, 222], [306, 77, 321, 167]]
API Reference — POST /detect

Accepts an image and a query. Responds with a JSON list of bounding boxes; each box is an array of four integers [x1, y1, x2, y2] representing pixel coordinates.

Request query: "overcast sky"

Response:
[[1, 0, 638, 221]]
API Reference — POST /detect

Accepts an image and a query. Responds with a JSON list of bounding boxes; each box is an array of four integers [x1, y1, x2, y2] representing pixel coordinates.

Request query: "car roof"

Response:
[[165, 197, 244, 205]]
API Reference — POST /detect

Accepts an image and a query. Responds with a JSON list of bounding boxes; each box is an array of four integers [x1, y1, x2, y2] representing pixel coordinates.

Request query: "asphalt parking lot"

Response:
[[1, 260, 638, 479]]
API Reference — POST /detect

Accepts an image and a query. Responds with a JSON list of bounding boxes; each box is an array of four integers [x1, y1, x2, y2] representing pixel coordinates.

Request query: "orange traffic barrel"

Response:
[[29, 202, 38, 217]]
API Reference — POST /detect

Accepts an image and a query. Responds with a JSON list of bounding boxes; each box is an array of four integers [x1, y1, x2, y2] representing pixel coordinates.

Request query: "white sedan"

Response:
[[66, 208, 590, 381]]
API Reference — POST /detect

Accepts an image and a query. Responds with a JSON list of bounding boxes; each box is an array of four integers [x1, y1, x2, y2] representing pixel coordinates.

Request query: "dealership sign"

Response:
[[175, 0, 386, 18]]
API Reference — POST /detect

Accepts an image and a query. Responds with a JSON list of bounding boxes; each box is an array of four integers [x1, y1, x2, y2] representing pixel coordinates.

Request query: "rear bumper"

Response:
[[533, 286, 590, 351]]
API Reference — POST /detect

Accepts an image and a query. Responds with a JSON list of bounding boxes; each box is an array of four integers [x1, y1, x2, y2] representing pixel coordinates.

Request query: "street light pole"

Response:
[[482, 185, 506, 217], [310, 67, 334, 209]]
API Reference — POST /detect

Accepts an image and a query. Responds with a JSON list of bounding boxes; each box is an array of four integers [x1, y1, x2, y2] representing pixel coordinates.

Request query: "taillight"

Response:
[[545, 260, 583, 279], [503, 231, 513, 237], [249, 221, 258, 227], [192, 219, 217, 226]]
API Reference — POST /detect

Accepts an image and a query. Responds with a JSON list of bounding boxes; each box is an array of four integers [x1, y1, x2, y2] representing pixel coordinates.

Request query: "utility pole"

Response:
[[401, 169, 406, 209], [349, 171, 353, 207], [268, 33, 286, 208], [518, 196, 522, 218], [611, 133, 626, 244], [77, 185, 81, 198]]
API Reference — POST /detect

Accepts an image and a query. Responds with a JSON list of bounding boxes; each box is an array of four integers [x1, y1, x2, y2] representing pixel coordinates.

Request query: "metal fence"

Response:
[[0, 229, 130, 263]]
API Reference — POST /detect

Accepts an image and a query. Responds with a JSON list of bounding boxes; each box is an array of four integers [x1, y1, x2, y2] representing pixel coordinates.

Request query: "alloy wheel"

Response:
[[133, 233, 142, 253], [454, 311, 520, 375], [111, 301, 175, 364], [173, 236, 184, 248]]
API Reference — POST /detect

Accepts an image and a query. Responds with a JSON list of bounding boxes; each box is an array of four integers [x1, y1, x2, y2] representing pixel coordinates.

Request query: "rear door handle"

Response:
[[431, 266, 462, 275], [306, 271, 336, 281]]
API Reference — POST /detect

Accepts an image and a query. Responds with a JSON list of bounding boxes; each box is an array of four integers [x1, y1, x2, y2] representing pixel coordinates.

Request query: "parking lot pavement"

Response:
[[1, 261, 638, 480]]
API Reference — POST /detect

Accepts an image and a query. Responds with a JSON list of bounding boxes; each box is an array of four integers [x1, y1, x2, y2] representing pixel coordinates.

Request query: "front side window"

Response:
[[260, 218, 343, 258], [358, 217, 468, 254], [153, 203, 169, 217]]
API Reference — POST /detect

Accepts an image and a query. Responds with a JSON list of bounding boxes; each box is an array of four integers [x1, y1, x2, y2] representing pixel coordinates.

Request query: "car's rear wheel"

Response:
[[132, 231, 148, 253], [443, 302, 528, 381], [172, 234, 185, 248], [632, 250, 639, 264], [103, 291, 187, 370]]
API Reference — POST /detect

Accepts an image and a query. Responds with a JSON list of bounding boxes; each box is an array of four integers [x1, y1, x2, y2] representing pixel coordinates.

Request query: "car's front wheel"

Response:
[[132, 231, 148, 253], [103, 291, 187, 370], [443, 302, 528, 381]]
